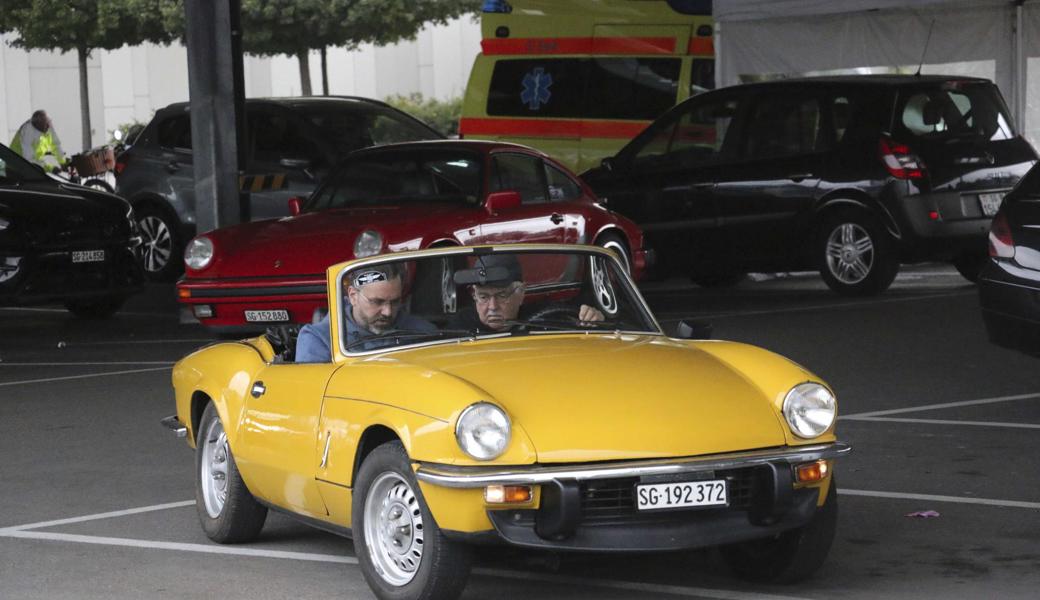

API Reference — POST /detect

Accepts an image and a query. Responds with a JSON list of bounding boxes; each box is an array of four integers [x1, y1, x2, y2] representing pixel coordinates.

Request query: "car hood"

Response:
[[394, 335, 798, 463], [0, 180, 132, 244], [201, 204, 469, 278]]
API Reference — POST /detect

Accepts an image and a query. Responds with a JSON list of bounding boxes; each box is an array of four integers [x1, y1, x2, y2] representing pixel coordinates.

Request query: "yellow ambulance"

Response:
[[461, 0, 714, 172]]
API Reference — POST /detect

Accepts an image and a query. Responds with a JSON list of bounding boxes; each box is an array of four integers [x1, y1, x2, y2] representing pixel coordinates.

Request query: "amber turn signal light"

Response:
[[795, 460, 829, 483], [178, 288, 191, 299], [484, 484, 532, 504]]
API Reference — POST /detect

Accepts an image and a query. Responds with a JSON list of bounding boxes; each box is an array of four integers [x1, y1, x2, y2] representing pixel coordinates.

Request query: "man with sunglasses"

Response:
[[296, 263, 434, 362], [451, 255, 604, 333]]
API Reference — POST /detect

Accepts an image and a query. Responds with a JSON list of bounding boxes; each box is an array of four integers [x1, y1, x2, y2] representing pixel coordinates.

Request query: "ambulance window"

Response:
[[585, 58, 681, 120], [691, 59, 715, 95], [487, 59, 585, 118]]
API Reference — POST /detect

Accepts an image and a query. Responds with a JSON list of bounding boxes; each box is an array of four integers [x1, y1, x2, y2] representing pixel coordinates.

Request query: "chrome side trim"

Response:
[[415, 442, 851, 488], [160, 415, 187, 439]]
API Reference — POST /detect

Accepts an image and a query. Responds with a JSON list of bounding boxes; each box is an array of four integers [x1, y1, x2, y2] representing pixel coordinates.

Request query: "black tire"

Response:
[[595, 232, 631, 273], [817, 209, 898, 296], [135, 203, 184, 281], [63, 295, 126, 319], [353, 441, 472, 600], [952, 251, 987, 283], [195, 403, 267, 543], [720, 479, 838, 584], [82, 178, 114, 193]]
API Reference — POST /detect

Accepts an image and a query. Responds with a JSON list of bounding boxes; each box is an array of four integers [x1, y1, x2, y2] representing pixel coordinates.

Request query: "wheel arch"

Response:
[[351, 425, 401, 487], [813, 189, 901, 240]]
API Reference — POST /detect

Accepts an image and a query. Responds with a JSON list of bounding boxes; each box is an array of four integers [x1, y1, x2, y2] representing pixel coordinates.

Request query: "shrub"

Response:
[[384, 93, 462, 138]]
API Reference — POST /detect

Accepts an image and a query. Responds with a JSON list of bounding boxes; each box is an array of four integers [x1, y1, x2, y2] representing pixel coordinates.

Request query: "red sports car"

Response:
[[177, 141, 650, 331]]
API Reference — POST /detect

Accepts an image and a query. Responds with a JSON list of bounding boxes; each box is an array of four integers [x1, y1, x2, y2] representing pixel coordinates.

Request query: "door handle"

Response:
[[250, 381, 266, 398], [166, 161, 181, 173], [787, 173, 813, 182], [550, 213, 564, 225]]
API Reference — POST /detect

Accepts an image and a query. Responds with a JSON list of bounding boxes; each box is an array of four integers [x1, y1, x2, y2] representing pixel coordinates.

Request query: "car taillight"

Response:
[[114, 153, 129, 176], [988, 211, 1015, 258], [879, 136, 926, 180]]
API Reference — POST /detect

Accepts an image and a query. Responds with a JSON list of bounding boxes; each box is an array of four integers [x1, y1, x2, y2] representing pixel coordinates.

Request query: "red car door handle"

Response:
[[550, 213, 564, 224]]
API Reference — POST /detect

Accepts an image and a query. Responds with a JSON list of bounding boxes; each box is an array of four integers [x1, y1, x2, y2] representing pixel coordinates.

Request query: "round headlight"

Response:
[[783, 383, 836, 439], [184, 236, 215, 270], [354, 230, 383, 258], [455, 402, 511, 461], [0, 216, 10, 231]]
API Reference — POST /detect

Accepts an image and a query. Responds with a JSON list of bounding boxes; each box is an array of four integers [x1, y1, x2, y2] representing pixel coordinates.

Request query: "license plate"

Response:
[[244, 309, 290, 323], [979, 192, 1004, 217], [635, 479, 728, 511], [71, 250, 105, 263]]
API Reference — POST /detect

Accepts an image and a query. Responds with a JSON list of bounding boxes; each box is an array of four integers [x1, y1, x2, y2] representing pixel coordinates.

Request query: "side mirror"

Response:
[[279, 157, 311, 169], [287, 196, 303, 216], [485, 190, 522, 214], [675, 319, 712, 340]]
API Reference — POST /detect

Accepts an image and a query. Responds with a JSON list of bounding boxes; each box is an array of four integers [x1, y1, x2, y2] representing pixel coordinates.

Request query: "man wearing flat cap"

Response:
[[451, 254, 604, 333], [296, 262, 434, 362]]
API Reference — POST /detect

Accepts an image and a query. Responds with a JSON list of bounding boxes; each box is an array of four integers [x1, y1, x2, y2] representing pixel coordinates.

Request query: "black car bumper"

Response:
[[979, 260, 1040, 355], [0, 244, 144, 305]]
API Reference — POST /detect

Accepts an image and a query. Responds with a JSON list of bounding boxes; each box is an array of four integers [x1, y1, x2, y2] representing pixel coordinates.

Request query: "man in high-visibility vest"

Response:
[[10, 110, 66, 171]]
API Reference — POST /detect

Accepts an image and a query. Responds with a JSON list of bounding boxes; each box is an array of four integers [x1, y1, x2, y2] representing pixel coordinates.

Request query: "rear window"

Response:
[[487, 58, 681, 121], [157, 115, 192, 150], [894, 83, 1016, 142], [296, 105, 441, 157]]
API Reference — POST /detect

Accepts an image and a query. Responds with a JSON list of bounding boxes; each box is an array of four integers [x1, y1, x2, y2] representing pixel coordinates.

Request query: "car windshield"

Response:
[[296, 104, 441, 156], [305, 149, 484, 210], [0, 143, 48, 183], [895, 82, 1016, 142], [337, 248, 661, 354]]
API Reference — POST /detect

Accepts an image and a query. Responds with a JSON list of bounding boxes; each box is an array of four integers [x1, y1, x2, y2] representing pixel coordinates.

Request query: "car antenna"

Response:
[[914, 19, 936, 77]]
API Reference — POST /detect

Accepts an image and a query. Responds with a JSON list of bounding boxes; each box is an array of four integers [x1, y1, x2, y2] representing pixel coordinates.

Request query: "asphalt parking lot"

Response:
[[2, 265, 1038, 599]]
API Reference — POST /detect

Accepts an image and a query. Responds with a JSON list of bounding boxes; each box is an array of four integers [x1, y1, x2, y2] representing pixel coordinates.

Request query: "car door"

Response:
[[477, 151, 568, 245], [236, 361, 340, 517], [151, 113, 196, 219], [711, 90, 830, 268], [584, 92, 742, 275], [244, 106, 330, 221]]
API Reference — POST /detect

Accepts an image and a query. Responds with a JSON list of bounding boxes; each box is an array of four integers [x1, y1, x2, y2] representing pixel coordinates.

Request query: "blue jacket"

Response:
[[295, 305, 435, 363]]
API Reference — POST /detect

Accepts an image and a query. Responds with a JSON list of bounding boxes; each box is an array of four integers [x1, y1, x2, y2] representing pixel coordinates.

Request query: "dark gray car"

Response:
[[115, 96, 442, 280]]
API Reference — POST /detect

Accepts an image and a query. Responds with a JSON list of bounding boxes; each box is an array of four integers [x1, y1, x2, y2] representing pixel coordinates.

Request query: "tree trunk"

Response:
[[297, 49, 312, 96], [77, 46, 91, 151], [320, 47, 329, 96]]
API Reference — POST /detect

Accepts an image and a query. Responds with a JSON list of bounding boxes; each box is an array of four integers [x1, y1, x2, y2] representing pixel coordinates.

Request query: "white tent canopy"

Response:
[[714, 0, 1040, 145]]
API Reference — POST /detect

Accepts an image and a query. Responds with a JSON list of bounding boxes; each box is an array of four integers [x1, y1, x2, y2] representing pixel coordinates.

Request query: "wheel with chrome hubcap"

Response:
[[354, 441, 471, 600], [817, 209, 897, 296], [195, 402, 267, 543]]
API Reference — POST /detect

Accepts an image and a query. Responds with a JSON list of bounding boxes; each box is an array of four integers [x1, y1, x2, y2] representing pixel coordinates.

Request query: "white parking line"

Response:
[[840, 489, 1040, 510], [0, 366, 171, 387], [841, 392, 1040, 418], [841, 416, 1040, 429], [0, 500, 195, 533]]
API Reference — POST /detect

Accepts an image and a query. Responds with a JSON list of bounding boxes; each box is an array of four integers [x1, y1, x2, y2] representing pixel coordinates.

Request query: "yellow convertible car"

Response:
[[163, 244, 849, 600]]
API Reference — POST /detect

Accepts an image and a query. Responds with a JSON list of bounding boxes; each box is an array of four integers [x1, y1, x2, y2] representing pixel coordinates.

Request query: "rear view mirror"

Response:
[[453, 265, 512, 286], [675, 319, 712, 340], [485, 190, 522, 214], [287, 196, 303, 216]]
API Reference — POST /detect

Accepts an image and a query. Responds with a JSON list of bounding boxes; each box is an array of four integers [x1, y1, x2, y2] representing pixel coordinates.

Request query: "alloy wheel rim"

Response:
[[825, 223, 874, 284], [199, 417, 229, 518], [589, 255, 619, 316], [139, 215, 173, 273], [363, 472, 425, 586]]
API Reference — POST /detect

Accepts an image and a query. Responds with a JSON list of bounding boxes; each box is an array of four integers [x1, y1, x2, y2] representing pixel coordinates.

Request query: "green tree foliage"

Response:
[[156, 0, 480, 96], [385, 93, 463, 137], [0, 0, 172, 150]]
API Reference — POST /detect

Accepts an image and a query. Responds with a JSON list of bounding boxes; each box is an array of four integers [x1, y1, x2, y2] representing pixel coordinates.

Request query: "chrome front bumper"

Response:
[[415, 442, 851, 488], [160, 415, 187, 439]]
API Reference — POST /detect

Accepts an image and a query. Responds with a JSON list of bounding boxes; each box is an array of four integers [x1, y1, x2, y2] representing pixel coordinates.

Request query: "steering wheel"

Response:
[[525, 305, 578, 324]]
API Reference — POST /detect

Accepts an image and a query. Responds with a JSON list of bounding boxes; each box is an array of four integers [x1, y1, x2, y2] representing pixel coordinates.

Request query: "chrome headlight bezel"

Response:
[[455, 402, 511, 461], [354, 229, 383, 258], [782, 382, 836, 439], [184, 236, 215, 270]]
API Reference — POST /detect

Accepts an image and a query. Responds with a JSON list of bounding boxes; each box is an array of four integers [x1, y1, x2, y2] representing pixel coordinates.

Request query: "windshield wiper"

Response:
[[345, 328, 481, 350]]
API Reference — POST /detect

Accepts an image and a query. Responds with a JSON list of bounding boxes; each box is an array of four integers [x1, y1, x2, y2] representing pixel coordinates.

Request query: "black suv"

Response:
[[115, 97, 442, 280], [582, 75, 1037, 295]]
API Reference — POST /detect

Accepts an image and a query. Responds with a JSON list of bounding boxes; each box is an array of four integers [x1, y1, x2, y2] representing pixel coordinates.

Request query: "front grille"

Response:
[[579, 467, 757, 523]]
